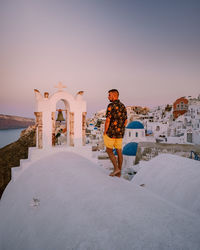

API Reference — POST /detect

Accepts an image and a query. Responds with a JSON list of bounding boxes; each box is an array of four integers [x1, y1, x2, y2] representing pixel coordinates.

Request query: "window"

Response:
[[156, 126, 160, 131], [136, 132, 138, 137], [129, 131, 131, 137]]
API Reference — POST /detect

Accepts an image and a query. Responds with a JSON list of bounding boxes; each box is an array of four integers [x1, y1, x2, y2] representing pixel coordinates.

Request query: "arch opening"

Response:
[[52, 99, 71, 147]]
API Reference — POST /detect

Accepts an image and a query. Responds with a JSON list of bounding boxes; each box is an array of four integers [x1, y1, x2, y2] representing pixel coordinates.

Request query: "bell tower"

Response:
[[34, 83, 87, 149]]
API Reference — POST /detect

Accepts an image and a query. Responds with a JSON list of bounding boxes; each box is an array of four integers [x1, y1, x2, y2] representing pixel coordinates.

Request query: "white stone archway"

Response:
[[34, 83, 87, 149]]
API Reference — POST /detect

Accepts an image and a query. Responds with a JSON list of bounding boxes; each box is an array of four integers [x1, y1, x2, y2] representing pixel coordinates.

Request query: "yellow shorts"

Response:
[[103, 134, 123, 149]]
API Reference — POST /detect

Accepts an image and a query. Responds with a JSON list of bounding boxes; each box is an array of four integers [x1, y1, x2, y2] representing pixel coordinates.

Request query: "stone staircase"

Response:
[[11, 145, 96, 182]]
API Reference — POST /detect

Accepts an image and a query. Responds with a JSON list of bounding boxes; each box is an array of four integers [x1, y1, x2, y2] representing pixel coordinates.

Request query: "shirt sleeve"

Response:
[[125, 107, 127, 120], [123, 106, 127, 120], [106, 103, 112, 119]]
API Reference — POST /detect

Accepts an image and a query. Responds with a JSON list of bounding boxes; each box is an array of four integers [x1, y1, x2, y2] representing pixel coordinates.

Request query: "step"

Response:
[[20, 158, 30, 168], [11, 166, 23, 181]]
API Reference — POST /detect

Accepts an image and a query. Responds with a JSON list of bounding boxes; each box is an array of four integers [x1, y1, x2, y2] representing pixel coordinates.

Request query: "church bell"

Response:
[[56, 109, 65, 122]]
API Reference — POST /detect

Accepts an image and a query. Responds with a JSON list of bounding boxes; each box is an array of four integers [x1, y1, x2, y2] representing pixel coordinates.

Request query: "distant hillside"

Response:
[[0, 114, 35, 129], [0, 127, 36, 198]]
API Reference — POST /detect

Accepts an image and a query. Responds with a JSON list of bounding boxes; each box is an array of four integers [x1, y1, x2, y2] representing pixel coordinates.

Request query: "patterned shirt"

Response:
[[106, 99, 127, 138]]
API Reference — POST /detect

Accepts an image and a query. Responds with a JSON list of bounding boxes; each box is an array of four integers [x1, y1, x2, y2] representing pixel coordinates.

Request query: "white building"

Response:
[[124, 121, 146, 144], [146, 121, 169, 138], [34, 82, 87, 148], [167, 101, 200, 145]]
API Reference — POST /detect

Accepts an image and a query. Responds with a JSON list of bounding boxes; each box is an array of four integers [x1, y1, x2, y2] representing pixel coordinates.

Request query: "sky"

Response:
[[0, 0, 200, 118]]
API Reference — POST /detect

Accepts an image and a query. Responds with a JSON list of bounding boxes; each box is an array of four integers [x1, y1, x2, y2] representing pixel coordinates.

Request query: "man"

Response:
[[103, 89, 127, 177]]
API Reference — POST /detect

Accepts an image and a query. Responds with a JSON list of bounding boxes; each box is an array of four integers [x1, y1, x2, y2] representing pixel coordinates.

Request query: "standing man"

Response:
[[104, 89, 127, 177]]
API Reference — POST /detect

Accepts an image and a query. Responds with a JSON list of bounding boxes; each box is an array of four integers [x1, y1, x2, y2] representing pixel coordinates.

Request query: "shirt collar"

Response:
[[113, 99, 120, 103]]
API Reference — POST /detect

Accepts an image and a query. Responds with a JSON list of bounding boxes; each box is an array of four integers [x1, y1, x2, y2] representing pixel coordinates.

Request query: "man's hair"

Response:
[[108, 89, 119, 96]]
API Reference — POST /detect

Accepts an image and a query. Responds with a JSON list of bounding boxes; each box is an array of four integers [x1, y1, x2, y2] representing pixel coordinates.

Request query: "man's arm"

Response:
[[104, 117, 110, 135], [124, 105, 128, 127], [124, 119, 128, 127]]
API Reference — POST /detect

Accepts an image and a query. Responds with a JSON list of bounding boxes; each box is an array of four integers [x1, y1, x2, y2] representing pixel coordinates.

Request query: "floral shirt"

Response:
[[106, 99, 127, 138]]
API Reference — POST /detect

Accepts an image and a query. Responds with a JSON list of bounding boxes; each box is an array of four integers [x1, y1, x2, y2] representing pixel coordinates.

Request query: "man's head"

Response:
[[108, 89, 119, 102]]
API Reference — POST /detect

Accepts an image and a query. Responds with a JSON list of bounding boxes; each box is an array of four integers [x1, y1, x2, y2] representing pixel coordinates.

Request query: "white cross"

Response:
[[55, 82, 67, 91]]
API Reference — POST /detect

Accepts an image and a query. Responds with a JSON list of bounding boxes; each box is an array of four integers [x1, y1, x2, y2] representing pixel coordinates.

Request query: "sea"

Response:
[[0, 128, 25, 149]]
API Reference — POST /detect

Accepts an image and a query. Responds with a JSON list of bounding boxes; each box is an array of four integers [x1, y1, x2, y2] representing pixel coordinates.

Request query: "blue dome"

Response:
[[122, 142, 138, 156], [126, 121, 144, 129]]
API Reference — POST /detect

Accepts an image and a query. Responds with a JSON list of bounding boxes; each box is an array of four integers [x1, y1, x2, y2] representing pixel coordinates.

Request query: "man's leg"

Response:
[[116, 149, 123, 171], [116, 149, 123, 177], [106, 147, 120, 176]]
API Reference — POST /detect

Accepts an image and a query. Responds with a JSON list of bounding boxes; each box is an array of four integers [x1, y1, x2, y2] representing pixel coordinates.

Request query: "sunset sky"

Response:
[[0, 0, 200, 118]]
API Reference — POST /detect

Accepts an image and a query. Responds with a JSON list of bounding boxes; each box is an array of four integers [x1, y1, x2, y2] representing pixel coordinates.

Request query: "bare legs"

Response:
[[116, 149, 123, 177], [116, 149, 123, 170], [106, 147, 123, 177]]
